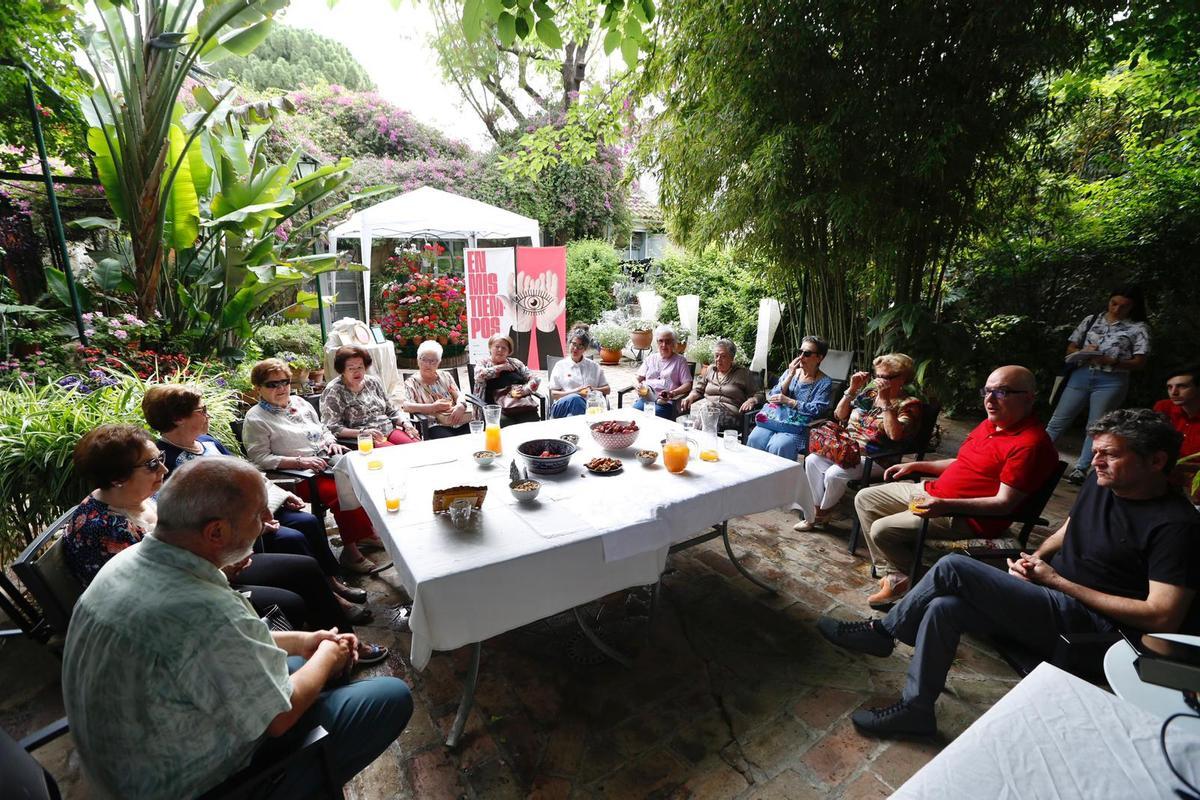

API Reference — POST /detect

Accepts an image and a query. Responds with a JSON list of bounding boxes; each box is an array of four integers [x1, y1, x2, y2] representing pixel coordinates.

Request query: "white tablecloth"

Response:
[[896, 662, 1200, 799], [334, 412, 802, 669]]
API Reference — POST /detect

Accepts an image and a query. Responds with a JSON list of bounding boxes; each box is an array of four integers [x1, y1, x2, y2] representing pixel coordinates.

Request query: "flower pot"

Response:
[[413, 335, 424, 344], [437, 335, 448, 345], [599, 347, 623, 365], [396, 336, 408, 346], [630, 329, 652, 349], [674, 341, 688, 355], [289, 369, 310, 389]]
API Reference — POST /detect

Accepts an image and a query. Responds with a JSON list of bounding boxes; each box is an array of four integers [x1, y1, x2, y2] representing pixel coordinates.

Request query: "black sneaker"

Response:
[[816, 616, 895, 658], [1065, 468, 1087, 485], [851, 699, 937, 738]]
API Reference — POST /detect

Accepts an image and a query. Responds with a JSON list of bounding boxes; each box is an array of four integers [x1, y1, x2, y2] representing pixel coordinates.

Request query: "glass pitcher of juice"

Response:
[[663, 431, 690, 474], [484, 404, 502, 453], [586, 392, 605, 416], [698, 406, 721, 462]]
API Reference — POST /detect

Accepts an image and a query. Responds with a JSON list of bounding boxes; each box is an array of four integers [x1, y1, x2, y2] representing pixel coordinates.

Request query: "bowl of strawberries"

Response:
[[589, 419, 640, 451]]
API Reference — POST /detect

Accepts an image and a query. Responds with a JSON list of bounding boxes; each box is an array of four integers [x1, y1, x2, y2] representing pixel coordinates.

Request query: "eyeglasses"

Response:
[[980, 387, 1030, 399], [800, 350, 820, 358], [139, 452, 167, 472], [875, 373, 900, 381], [194, 405, 209, 416], [417, 356, 440, 364], [261, 379, 290, 390]]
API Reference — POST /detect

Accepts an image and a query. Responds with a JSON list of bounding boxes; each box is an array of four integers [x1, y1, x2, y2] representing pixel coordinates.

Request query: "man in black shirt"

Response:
[[816, 408, 1200, 738]]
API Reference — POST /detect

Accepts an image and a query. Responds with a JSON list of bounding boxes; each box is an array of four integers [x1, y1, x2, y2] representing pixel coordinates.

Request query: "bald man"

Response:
[[818, 408, 1198, 738], [853, 366, 1059, 608]]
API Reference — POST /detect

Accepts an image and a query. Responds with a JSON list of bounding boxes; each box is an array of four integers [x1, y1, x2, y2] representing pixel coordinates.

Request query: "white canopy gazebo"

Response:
[[327, 186, 541, 319]]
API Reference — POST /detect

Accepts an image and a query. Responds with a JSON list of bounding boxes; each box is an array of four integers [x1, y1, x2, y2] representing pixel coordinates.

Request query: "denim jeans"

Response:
[[1045, 367, 1130, 470], [550, 394, 587, 418], [746, 426, 803, 460], [261, 658, 414, 797], [633, 396, 678, 420], [881, 554, 1113, 712]]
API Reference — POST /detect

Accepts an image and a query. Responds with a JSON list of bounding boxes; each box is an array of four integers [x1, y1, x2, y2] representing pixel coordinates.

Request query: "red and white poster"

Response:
[[465, 247, 515, 364], [511, 246, 567, 370]]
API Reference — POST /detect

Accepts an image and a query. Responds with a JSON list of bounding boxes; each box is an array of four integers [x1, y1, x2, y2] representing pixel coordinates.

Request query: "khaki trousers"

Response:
[[854, 481, 975, 576]]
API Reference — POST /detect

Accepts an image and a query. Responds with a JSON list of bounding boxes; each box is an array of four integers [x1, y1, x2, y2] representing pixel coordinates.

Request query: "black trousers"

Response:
[[235, 553, 352, 633]]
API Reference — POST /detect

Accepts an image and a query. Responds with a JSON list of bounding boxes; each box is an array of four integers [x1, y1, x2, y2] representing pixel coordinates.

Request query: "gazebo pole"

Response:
[[16, 64, 87, 345]]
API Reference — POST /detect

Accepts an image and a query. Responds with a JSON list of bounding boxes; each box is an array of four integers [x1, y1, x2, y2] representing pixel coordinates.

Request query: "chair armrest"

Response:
[[1059, 631, 1122, 648], [617, 386, 636, 408], [19, 717, 70, 751], [964, 547, 1023, 562]]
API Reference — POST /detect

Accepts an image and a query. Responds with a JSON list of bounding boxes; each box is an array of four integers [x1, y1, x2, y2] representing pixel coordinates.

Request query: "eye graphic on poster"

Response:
[[505, 248, 568, 370]]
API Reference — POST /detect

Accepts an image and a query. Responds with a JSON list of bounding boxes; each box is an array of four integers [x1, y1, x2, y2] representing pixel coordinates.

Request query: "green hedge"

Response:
[[566, 239, 623, 326]]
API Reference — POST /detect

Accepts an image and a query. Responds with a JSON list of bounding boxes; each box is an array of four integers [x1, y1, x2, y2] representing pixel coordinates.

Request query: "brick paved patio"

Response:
[[1, 362, 1090, 799]]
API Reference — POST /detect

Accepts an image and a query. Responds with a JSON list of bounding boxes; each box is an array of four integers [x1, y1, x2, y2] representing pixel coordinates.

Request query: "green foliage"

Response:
[[687, 336, 716, 366], [647, 0, 1121, 353], [650, 247, 773, 364], [210, 23, 375, 92], [565, 239, 622, 324], [593, 322, 629, 350], [253, 321, 324, 361], [0, 367, 238, 566]]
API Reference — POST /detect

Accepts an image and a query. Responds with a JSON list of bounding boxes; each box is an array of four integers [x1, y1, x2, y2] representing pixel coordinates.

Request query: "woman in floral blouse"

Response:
[[244, 358, 390, 574], [474, 334, 541, 427], [402, 339, 473, 438], [63, 423, 389, 664], [795, 353, 922, 531], [321, 346, 419, 446]]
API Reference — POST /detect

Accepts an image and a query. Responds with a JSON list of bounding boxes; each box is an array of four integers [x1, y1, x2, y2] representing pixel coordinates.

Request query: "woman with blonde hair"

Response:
[[795, 353, 923, 531]]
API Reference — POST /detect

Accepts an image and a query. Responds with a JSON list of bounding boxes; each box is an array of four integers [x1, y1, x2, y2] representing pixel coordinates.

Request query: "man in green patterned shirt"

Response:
[[62, 457, 412, 799]]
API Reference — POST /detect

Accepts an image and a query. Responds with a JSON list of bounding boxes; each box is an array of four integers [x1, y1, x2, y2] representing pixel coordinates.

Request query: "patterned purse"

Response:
[[807, 420, 861, 468]]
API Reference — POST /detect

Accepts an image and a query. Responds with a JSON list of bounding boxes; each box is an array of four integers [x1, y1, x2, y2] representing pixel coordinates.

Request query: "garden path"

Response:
[[2, 356, 1089, 799]]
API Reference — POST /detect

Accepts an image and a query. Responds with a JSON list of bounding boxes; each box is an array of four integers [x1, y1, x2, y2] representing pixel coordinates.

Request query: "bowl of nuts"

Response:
[[510, 479, 542, 502], [473, 450, 498, 467], [636, 449, 658, 466], [589, 419, 640, 451]]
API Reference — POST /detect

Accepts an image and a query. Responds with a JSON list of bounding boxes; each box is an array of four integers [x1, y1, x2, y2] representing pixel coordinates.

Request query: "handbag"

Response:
[[497, 390, 539, 414], [808, 420, 861, 468], [754, 401, 809, 434], [1049, 312, 1100, 408]]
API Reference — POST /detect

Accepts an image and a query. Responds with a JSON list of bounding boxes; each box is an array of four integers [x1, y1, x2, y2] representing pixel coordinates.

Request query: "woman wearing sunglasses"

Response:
[[62, 424, 389, 665], [795, 353, 922, 531], [243, 358, 388, 574], [747, 336, 834, 460]]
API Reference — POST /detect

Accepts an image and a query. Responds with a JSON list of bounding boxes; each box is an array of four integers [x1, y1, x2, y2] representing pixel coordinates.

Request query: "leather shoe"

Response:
[[332, 581, 367, 604], [851, 700, 937, 738], [816, 616, 895, 658], [343, 604, 373, 624], [868, 574, 910, 609]]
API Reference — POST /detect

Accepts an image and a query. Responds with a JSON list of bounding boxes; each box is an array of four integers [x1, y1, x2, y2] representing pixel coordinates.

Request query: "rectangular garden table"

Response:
[[335, 410, 802, 745]]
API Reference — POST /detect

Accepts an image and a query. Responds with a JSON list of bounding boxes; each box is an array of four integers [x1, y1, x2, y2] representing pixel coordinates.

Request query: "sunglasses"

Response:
[[261, 379, 291, 390], [800, 350, 820, 358], [139, 451, 167, 472], [875, 373, 900, 381], [980, 387, 1030, 399]]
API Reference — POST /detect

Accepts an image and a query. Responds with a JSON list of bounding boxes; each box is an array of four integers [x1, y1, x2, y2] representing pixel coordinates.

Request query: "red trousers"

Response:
[[295, 475, 375, 544]]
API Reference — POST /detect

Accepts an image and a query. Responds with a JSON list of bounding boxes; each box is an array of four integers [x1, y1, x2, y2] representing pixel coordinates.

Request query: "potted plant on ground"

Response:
[[673, 327, 690, 356], [276, 350, 318, 390], [593, 323, 629, 365], [627, 318, 655, 350], [688, 337, 717, 374]]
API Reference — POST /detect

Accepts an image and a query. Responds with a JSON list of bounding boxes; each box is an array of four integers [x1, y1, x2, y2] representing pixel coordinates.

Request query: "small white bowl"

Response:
[[473, 450, 498, 467], [636, 449, 658, 466], [510, 480, 542, 502]]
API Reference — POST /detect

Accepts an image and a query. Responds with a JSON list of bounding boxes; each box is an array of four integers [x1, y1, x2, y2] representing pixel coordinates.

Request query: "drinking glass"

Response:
[[483, 404, 502, 454], [908, 490, 931, 516], [357, 433, 374, 456], [698, 406, 720, 462], [384, 482, 404, 513], [723, 429, 739, 450]]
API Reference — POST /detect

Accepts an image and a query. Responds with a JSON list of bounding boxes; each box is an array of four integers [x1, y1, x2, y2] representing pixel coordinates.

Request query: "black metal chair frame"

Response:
[[3, 716, 339, 800], [906, 459, 1068, 585], [844, 400, 943, 558], [8, 508, 82, 647]]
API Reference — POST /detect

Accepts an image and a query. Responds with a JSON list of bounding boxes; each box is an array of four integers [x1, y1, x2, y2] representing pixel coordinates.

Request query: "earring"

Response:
[[113, 482, 124, 488]]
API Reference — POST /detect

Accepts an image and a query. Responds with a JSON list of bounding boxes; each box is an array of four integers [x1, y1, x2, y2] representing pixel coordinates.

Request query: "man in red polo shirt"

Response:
[[853, 365, 1060, 607], [1154, 364, 1199, 504]]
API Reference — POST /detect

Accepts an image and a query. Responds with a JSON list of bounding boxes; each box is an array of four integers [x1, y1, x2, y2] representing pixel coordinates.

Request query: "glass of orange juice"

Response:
[[663, 432, 690, 473], [484, 404, 502, 454], [357, 433, 373, 456], [384, 482, 404, 513], [908, 490, 930, 515]]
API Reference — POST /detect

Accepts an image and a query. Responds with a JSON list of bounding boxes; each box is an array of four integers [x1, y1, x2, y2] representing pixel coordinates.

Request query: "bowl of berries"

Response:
[[589, 419, 640, 451], [516, 438, 579, 475]]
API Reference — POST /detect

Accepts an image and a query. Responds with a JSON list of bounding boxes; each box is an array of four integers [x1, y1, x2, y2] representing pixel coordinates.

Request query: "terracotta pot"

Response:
[[630, 329, 652, 349], [599, 347, 623, 365], [396, 336, 407, 346], [289, 368, 310, 389], [437, 335, 448, 345], [674, 341, 688, 355], [413, 335, 424, 344]]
